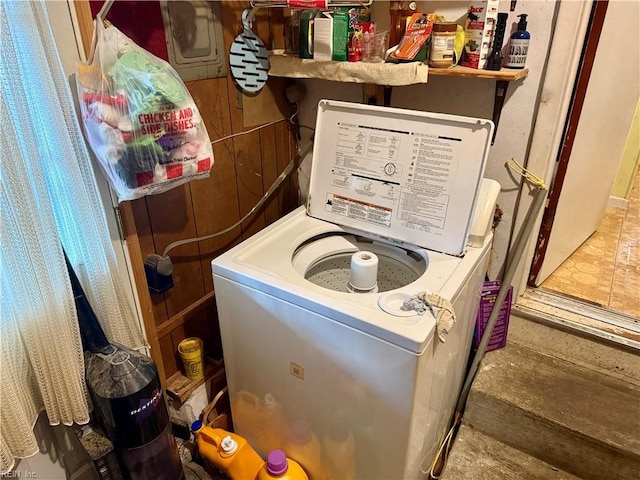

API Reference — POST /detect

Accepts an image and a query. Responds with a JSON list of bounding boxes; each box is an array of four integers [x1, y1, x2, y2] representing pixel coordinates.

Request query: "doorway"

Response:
[[538, 168, 639, 318], [523, 0, 639, 338]]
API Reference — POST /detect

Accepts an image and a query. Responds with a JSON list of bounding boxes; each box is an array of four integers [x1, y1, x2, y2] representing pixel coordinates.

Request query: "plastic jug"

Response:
[[233, 390, 289, 455], [233, 390, 265, 441], [191, 420, 264, 480], [282, 420, 327, 480], [322, 422, 356, 480], [261, 393, 290, 450], [258, 449, 309, 480], [233, 389, 271, 456]]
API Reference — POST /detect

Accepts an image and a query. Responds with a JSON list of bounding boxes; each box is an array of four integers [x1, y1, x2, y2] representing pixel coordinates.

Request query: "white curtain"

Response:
[[0, 0, 146, 473]]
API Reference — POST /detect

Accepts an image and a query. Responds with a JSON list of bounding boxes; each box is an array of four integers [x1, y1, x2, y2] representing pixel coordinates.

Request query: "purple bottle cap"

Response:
[[266, 449, 289, 476]]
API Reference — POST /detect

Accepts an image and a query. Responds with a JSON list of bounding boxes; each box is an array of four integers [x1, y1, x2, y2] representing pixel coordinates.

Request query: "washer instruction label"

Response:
[[326, 122, 460, 232], [309, 101, 491, 255], [398, 133, 458, 231], [325, 193, 392, 227]]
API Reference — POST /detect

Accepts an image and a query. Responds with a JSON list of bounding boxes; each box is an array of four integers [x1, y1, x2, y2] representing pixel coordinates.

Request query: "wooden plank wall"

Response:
[[74, 1, 298, 385]]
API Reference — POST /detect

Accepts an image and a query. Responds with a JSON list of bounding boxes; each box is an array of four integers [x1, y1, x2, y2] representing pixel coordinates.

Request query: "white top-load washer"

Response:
[[212, 100, 498, 479]]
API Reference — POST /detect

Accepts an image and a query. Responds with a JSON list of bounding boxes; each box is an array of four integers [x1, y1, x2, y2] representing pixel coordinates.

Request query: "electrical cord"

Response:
[[161, 116, 294, 257], [424, 412, 460, 478], [210, 117, 287, 146], [162, 140, 313, 258]]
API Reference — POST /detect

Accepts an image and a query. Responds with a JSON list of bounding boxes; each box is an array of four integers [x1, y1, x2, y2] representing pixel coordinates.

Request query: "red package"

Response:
[[348, 32, 362, 62], [349, 22, 375, 62]]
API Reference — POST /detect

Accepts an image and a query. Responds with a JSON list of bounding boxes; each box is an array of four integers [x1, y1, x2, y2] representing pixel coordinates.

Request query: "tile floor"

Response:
[[540, 169, 640, 318]]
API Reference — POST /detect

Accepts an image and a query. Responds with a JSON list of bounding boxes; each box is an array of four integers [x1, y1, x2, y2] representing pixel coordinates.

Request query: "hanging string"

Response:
[[423, 412, 462, 478], [506, 157, 548, 189]]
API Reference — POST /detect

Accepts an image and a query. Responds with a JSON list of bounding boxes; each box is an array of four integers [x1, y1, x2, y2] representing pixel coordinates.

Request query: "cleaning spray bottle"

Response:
[[505, 14, 530, 69]]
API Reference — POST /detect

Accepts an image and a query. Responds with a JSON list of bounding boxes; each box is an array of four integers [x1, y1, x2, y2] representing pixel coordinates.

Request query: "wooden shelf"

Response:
[[267, 51, 529, 85], [268, 51, 428, 86], [429, 65, 529, 81], [268, 50, 529, 144], [166, 361, 225, 404]]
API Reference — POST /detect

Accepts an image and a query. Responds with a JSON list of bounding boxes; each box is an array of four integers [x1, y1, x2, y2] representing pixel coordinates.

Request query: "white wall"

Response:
[[297, 0, 558, 279], [611, 99, 640, 199], [11, 413, 98, 480]]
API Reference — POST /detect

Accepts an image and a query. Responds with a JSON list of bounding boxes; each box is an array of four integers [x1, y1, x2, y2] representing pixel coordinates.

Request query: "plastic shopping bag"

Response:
[[77, 21, 214, 201]]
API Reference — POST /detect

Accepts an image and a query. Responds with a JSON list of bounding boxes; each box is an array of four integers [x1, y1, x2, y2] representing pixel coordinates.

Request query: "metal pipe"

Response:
[[455, 185, 548, 414]]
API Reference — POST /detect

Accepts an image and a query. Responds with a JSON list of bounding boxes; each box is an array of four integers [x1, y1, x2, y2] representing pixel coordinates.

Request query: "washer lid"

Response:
[[307, 100, 494, 257]]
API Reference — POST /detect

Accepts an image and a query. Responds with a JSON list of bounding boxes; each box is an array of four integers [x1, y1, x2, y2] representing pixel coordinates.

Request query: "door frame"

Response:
[[510, 0, 596, 299], [527, 0, 609, 286]]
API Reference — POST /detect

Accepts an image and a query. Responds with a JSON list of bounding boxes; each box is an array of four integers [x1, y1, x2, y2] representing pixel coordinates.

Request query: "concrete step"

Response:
[[507, 314, 640, 387], [440, 425, 582, 480], [463, 341, 640, 480]]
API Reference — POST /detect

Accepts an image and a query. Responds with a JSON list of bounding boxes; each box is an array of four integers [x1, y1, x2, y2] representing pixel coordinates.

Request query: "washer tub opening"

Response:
[[292, 233, 428, 293]]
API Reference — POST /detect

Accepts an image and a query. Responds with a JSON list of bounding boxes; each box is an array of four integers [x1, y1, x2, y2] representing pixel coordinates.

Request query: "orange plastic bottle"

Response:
[[281, 420, 327, 480], [191, 421, 264, 480], [257, 449, 309, 480], [233, 391, 289, 455], [261, 393, 290, 451], [322, 421, 356, 480], [233, 390, 266, 449]]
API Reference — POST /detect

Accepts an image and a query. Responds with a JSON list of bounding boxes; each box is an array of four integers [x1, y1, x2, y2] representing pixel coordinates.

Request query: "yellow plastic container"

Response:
[[233, 390, 289, 455], [322, 424, 356, 480], [261, 393, 290, 450], [282, 420, 327, 480], [178, 337, 203, 381], [258, 449, 309, 480], [191, 421, 264, 480], [232, 390, 265, 448]]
